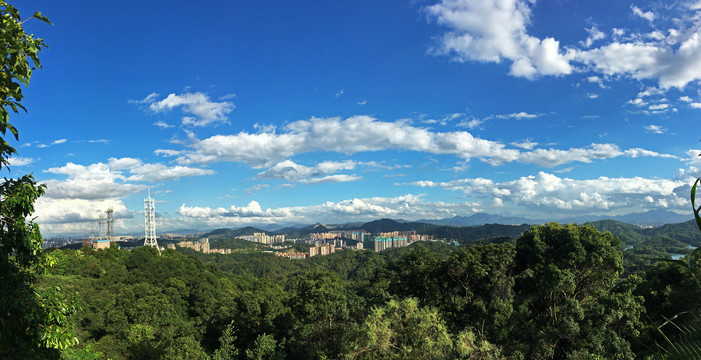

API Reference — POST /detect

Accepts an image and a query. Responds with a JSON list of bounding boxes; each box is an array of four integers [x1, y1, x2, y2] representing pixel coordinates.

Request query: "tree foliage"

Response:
[[0, 2, 82, 358]]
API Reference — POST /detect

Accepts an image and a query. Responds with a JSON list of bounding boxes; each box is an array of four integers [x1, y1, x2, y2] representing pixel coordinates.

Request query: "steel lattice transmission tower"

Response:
[[106, 208, 114, 241], [98, 213, 106, 240], [144, 188, 158, 248]]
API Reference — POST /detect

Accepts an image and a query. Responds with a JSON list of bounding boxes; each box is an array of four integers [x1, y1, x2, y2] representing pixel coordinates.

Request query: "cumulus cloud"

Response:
[[40, 158, 213, 201], [139, 92, 234, 127], [645, 124, 666, 134], [178, 200, 289, 219], [41, 161, 141, 201], [257, 160, 358, 182], [631, 5, 655, 23], [404, 171, 687, 216], [426, 0, 701, 89], [160, 115, 673, 168], [34, 198, 130, 224], [581, 26, 606, 48], [7, 156, 35, 166], [176, 194, 474, 226], [425, 0, 574, 79]]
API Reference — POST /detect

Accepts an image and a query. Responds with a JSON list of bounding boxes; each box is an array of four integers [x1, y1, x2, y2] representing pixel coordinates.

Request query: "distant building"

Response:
[[373, 236, 407, 252], [251, 233, 285, 245], [91, 239, 111, 250], [308, 244, 335, 257]]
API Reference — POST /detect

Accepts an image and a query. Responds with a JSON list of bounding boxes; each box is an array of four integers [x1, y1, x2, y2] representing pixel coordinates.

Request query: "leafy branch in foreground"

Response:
[[652, 178, 701, 359], [0, 1, 79, 358]]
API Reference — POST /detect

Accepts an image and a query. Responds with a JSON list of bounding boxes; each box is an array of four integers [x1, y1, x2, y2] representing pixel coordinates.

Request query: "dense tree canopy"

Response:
[[34, 221, 695, 359]]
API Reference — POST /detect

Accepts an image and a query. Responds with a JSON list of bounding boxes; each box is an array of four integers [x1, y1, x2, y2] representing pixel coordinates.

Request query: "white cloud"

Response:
[[404, 171, 687, 215], [587, 75, 609, 88], [426, 0, 574, 79], [680, 95, 694, 102], [649, 103, 669, 110], [178, 200, 287, 219], [129, 92, 159, 104], [41, 163, 143, 201], [34, 198, 130, 225], [631, 5, 655, 23], [176, 194, 474, 226], [161, 115, 673, 168], [425, 0, 701, 89], [691, 102, 701, 109], [154, 149, 183, 157], [154, 121, 174, 129], [145, 92, 234, 127], [511, 140, 538, 150], [257, 159, 358, 182], [644, 124, 666, 134], [581, 26, 606, 48], [52, 139, 67, 145], [301, 174, 362, 184], [125, 163, 214, 182], [457, 118, 484, 129], [576, 30, 701, 89], [628, 98, 648, 107], [8, 156, 35, 166], [357, 100, 367, 105], [494, 112, 539, 119], [245, 184, 270, 195], [587, 93, 599, 99], [335, 89, 344, 98], [84, 139, 109, 144], [41, 158, 213, 201]]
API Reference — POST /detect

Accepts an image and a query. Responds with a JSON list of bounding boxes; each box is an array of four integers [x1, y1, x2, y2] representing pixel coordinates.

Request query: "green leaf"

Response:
[[31, 11, 51, 24]]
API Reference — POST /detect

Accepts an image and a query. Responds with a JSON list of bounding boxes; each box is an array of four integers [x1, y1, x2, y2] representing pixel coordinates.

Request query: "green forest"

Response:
[[16, 222, 701, 359]]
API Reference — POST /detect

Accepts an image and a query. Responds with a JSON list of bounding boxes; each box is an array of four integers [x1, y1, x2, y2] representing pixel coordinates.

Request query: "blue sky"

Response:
[[9, 0, 701, 235]]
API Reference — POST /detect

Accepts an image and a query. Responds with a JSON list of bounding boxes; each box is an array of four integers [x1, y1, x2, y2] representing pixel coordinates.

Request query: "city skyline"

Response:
[[10, 0, 701, 236]]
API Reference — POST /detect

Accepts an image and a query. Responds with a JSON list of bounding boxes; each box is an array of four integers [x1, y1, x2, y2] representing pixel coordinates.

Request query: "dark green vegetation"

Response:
[[30, 222, 701, 359]]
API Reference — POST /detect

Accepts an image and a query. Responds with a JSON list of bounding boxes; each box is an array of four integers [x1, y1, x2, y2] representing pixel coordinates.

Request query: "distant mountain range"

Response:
[[419, 213, 531, 226], [192, 210, 696, 247], [557, 209, 692, 226], [417, 210, 691, 227], [48, 209, 693, 239]]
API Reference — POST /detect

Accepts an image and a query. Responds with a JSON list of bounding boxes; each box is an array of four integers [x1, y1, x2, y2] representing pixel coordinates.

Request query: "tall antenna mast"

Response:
[[98, 213, 106, 239], [106, 207, 114, 241], [144, 187, 158, 248]]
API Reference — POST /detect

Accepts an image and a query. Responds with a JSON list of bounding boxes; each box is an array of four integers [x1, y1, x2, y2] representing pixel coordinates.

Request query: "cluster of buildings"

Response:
[[372, 232, 433, 252], [310, 231, 371, 242], [276, 244, 338, 260], [373, 236, 408, 252], [171, 238, 232, 254], [239, 232, 286, 245]]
